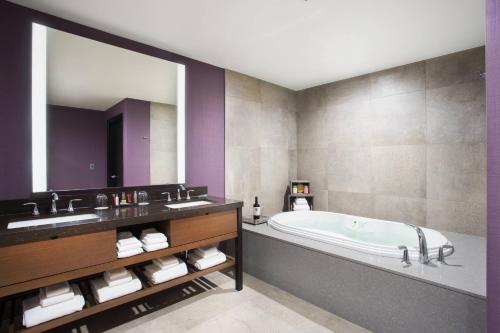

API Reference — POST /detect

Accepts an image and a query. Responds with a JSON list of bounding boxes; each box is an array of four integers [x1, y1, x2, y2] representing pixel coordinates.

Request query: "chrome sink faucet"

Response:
[[67, 199, 82, 213], [50, 192, 59, 215], [406, 224, 429, 264], [177, 184, 186, 201]]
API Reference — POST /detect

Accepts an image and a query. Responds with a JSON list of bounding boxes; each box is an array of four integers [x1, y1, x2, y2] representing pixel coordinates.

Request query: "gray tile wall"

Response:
[[225, 70, 297, 217], [297, 47, 486, 236]]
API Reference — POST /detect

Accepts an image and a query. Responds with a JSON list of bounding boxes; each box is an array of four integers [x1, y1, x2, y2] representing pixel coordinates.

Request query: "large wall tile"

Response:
[[427, 199, 485, 236], [373, 195, 426, 225], [328, 144, 372, 193], [313, 190, 328, 211], [297, 148, 328, 190], [371, 145, 426, 198], [260, 81, 290, 110], [426, 47, 485, 90], [225, 96, 262, 148], [427, 81, 485, 144], [259, 106, 290, 148], [370, 92, 426, 145], [297, 106, 328, 149], [326, 100, 371, 145], [328, 191, 373, 218], [370, 62, 425, 99], [323, 75, 371, 106], [225, 70, 261, 102], [261, 148, 290, 193]]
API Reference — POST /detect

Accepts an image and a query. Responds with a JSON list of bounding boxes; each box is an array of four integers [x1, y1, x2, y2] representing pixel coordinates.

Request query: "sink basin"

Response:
[[7, 213, 100, 229], [165, 201, 213, 209]]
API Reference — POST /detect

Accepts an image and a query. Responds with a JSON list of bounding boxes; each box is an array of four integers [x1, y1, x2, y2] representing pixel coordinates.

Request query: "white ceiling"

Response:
[[47, 27, 177, 111], [12, 0, 485, 91]]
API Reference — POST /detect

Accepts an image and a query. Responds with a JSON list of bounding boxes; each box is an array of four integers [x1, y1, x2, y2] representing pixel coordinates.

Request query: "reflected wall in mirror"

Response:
[[32, 24, 185, 192]]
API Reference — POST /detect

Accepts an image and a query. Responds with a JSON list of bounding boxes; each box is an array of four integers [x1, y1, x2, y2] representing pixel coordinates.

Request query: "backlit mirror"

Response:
[[31, 23, 185, 192]]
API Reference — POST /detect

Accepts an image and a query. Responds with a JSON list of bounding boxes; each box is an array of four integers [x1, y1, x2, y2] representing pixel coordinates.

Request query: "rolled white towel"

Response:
[[117, 247, 144, 258], [23, 284, 84, 328], [142, 241, 169, 252], [153, 255, 181, 269], [194, 245, 219, 258], [39, 287, 74, 308], [104, 268, 132, 287], [41, 281, 71, 299], [90, 271, 142, 303], [188, 252, 227, 270], [144, 262, 188, 284]]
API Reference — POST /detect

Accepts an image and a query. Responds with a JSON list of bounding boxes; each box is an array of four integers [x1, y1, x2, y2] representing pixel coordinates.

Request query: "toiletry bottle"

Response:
[[133, 191, 138, 204], [127, 193, 132, 203], [253, 196, 261, 220], [114, 194, 120, 206], [304, 185, 309, 194], [292, 185, 298, 194]]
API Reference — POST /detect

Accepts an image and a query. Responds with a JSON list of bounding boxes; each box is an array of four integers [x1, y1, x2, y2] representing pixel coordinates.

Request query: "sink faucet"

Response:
[[50, 192, 59, 215], [406, 224, 429, 264], [177, 185, 186, 201]]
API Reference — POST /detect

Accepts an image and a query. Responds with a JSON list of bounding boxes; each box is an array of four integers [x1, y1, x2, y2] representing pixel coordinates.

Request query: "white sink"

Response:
[[7, 213, 100, 229], [165, 201, 213, 209]]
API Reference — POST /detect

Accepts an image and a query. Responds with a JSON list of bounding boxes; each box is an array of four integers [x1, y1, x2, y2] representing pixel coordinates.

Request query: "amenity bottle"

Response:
[[253, 196, 261, 221]]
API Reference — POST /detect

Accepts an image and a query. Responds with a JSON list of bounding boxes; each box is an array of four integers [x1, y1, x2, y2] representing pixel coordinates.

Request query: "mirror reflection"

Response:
[[32, 25, 185, 192]]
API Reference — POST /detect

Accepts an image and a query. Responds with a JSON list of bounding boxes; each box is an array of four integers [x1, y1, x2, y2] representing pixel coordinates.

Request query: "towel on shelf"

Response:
[[144, 262, 188, 284], [142, 242, 169, 252], [117, 231, 139, 246], [90, 271, 142, 303], [188, 251, 227, 270], [295, 198, 308, 205], [140, 228, 168, 245], [38, 286, 75, 308], [152, 255, 181, 269], [293, 205, 310, 211], [194, 245, 219, 258], [117, 241, 142, 252], [23, 284, 84, 328], [104, 268, 133, 287], [42, 281, 71, 299], [117, 247, 144, 258]]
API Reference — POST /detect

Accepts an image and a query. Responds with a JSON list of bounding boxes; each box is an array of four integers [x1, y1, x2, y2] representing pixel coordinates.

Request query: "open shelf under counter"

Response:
[[3, 258, 235, 333], [0, 232, 237, 298]]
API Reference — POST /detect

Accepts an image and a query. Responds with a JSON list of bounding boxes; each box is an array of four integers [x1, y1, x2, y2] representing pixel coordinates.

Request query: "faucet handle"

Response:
[[437, 244, 454, 265], [23, 202, 40, 216], [398, 245, 411, 267], [68, 199, 82, 213], [186, 190, 195, 200], [161, 192, 172, 202]]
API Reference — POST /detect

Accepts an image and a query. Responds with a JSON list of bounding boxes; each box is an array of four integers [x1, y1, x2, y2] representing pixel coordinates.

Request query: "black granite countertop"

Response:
[[0, 196, 243, 246]]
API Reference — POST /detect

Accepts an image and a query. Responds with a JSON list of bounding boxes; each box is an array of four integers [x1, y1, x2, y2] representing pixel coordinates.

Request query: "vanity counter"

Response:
[[0, 196, 243, 247]]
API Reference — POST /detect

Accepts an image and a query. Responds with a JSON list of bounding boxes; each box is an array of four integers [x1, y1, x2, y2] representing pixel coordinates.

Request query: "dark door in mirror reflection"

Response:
[[107, 114, 123, 187]]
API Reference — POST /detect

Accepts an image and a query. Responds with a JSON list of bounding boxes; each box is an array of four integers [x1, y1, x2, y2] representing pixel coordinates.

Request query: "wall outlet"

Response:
[[89, 163, 95, 171]]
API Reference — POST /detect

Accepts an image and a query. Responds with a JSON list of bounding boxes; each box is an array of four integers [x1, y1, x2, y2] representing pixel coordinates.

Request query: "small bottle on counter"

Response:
[[253, 196, 261, 221], [292, 185, 298, 194], [133, 191, 138, 204], [304, 185, 309, 194]]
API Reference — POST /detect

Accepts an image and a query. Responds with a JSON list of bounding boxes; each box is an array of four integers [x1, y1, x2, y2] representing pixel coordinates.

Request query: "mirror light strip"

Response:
[[177, 64, 186, 184], [32, 23, 47, 192]]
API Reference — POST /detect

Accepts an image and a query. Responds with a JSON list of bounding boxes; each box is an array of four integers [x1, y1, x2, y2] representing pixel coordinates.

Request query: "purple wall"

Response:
[[107, 98, 151, 187], [47, 105, 107, 190], [0, 1, 225, 200], [487, 0, 500, 331], [186, 60, 225, 197]]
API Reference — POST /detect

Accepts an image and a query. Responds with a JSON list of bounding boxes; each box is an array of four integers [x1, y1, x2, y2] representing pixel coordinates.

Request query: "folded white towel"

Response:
[[42, 281, 71, 299], [194, 245, 219, 258], [293, 205, 310, 211], [144, 262, 188, 284], [104, 268, 132, 287], [116, 241, 142, 252], [141, 236, 168, 246], [39, 287, 74, 308], [142, 241, 169, 252], [140, 228, 168, 244], [117, 247, 144, 258], [153, 255, 180, 269], [90, 271, 142, 303], [23, 284, 84, 328], [188, 252, 227, 270], [295, 198, 308, 204]]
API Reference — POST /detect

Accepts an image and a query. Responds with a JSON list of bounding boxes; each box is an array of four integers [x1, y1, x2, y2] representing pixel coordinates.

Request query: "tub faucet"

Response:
[[406, 224, 429, 264], [50, 192, 59, 215]]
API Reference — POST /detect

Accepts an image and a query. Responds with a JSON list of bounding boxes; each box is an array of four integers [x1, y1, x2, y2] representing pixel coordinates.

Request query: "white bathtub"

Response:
[[268, 211, 453, 260]]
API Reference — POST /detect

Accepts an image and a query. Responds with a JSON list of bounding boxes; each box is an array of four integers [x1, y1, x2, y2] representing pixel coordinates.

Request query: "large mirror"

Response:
[[31, 24, 185, 192]]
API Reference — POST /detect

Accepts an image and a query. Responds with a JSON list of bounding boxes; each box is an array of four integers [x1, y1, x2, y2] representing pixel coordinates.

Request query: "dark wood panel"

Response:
[[169, 210, 237, 246], [0, 232, 237, 298], [0, 231, 116, 288]]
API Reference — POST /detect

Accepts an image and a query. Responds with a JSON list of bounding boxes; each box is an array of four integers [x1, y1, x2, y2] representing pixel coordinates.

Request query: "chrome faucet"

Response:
[[50, 192, 59, 215], [406, 224, 429, 264], [177, 185, 186, 201], [23, 202, 40, 216], [161, 191, 172, 202], [186, 190, 195, 200], [67, 199, 82, 213]]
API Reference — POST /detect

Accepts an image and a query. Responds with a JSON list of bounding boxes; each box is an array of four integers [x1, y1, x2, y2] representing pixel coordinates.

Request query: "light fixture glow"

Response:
[[32, 23, 47, 192], [177, 64, 186, 184]]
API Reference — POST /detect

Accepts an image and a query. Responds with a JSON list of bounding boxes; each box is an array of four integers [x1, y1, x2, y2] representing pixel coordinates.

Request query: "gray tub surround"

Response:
[[296, 47, 486, 237], [243, 223, 485, 333]]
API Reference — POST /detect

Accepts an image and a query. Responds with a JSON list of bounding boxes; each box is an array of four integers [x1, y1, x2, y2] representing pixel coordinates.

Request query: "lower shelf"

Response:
[[1, 258, 235, 333]]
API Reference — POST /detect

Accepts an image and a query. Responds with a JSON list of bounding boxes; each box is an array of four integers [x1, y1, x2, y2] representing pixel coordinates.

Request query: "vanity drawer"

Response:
[[0, 230, 116, 287], [168, 210, 237, 246]]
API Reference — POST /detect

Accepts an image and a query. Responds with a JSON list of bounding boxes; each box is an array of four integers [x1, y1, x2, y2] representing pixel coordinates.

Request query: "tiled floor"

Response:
[[103, 272, 370, 333]]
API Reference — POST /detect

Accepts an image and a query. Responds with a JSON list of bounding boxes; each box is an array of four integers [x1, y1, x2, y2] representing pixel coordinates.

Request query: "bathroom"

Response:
[[0, 0, 497, 332]]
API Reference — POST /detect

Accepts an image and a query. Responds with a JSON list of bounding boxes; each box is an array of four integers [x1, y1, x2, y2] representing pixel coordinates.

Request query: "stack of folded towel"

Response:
[[293, 198, 310, 211], [140, 228, 169, 252], [187, 245, 227, 270], [90, 268, 142, 303], [116, 231, 144, 258], [143, 255, 188, 284], [22, 281, 85, 328]]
